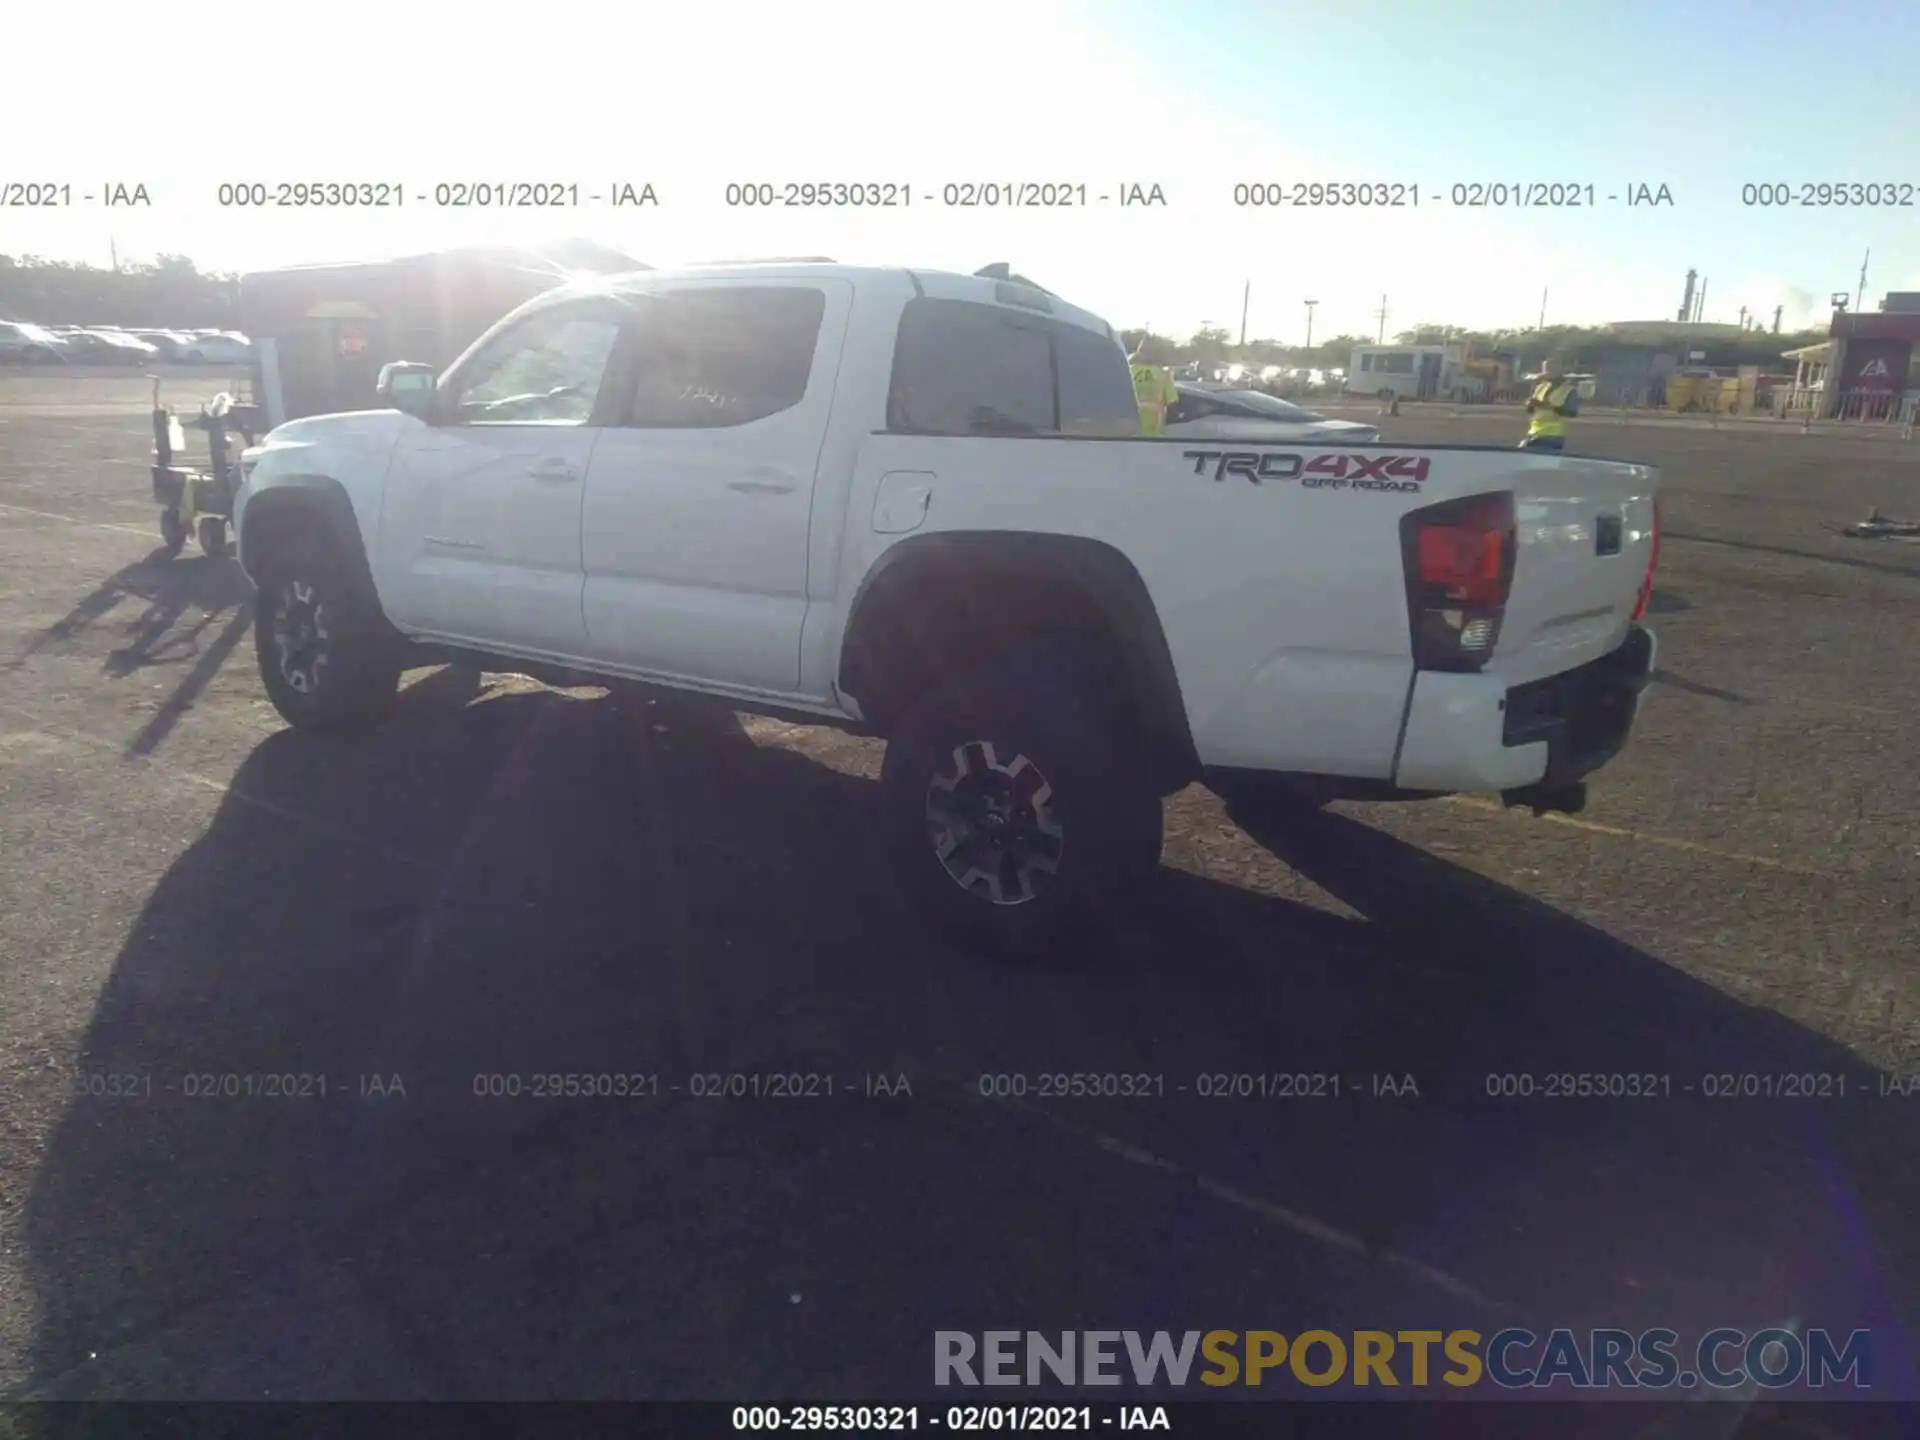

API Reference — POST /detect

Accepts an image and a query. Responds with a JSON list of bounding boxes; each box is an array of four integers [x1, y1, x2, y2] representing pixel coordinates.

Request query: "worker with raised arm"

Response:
[[1130, 343, 1179, 436], [1521, 356, 1580, 451]]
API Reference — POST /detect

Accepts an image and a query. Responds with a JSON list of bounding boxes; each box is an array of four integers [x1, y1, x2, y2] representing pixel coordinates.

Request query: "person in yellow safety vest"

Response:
[[1521, 356, 1581, 452], [1131, 350, 1179, 436]]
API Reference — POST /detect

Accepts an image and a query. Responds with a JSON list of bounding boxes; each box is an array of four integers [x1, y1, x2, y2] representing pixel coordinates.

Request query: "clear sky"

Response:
[[6, 0, 1917, 342]]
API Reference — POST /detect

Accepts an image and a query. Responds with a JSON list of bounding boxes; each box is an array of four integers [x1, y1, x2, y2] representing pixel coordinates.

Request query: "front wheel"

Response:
[[254, 538, 400, 737], [880, 646, 1163, 959]]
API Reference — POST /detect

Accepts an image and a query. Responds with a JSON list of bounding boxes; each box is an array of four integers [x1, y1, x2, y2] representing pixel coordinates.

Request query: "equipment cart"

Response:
[[149, 377, 264, 559]]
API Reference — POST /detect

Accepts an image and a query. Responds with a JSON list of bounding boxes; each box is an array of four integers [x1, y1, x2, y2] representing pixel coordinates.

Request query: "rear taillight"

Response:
[[1631, 497, 1661, 622], [1400, 492, 1517, 672]]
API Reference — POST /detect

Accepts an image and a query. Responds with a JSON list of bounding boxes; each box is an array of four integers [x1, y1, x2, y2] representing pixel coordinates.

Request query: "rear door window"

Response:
[[889, 299, 1053, 435], [888, 298, 1135, 437]]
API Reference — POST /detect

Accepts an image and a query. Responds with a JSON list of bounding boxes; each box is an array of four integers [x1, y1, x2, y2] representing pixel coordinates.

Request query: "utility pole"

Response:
[[1737, 304, 1748, 330], [1376, 294, 1389, 344], [1238, 280, 1250, 347], [1303, 299, 1318, 359], [1856, 249, 1870, 311], [1694, 277, 1708, 324], [109, 235, 119, 274], [1538, 287, 1548, 330], [1773, 304, 1783, 334]]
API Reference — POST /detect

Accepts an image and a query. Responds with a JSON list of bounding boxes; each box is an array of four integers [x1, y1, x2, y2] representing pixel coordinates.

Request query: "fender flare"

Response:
[[840, 530, 1199, 789], [239, 473, 380, 604]]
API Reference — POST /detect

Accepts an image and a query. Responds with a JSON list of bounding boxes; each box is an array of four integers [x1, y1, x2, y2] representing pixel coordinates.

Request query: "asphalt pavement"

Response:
[[0, 372, 1915, 1416]]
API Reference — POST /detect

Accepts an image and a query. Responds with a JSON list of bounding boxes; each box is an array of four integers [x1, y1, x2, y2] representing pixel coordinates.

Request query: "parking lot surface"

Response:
[[0, 372, 1916, 1408]]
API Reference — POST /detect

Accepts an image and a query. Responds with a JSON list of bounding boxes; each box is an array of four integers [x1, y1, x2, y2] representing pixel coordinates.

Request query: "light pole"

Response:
[[1303, 299, 1318, 360]]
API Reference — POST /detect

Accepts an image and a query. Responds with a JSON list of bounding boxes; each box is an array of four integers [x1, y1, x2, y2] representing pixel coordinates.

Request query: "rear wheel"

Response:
[[881, 644, 1163, 958], [196, 515, 228, 558], [254, 537, 399, 737]]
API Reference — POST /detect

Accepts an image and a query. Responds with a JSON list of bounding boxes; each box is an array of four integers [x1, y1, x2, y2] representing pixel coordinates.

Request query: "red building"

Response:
[[1816, 300, 1920, 420]]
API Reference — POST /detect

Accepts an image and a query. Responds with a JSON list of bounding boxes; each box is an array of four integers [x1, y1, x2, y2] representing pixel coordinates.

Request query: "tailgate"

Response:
[[1495, 455, 1659, 685]]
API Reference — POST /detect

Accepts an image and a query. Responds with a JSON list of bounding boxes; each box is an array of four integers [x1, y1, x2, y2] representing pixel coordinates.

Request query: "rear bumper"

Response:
[[1392, 626, 1656, 794], [1501, 624, 1656, 789]]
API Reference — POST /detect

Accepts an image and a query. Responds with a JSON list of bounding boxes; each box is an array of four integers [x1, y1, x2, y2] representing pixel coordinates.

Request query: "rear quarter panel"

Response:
[[827, 437, 1658, 777], [830, 437, 1450, 776]]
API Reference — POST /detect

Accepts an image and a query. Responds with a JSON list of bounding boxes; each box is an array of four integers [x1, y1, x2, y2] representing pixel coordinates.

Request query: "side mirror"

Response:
[[377, 361, 438, 420]]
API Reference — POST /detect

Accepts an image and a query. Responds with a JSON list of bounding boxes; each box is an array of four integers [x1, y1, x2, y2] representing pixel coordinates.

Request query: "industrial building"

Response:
[[1782, 292, 1920, 419]]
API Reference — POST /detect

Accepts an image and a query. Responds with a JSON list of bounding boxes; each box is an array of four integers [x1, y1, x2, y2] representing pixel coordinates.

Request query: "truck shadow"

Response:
[[16, 686, 1916, 1398]]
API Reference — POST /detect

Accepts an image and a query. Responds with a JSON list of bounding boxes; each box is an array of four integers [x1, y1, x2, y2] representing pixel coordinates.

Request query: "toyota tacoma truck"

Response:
[[232, 260, 1660, 956]]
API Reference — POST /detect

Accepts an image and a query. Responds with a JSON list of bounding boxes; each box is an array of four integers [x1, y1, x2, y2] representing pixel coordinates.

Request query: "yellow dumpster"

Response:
[[1665, 369, 1725, 412]]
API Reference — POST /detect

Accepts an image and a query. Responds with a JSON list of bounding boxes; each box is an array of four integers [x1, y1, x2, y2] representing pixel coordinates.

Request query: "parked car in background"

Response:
[[181, 333, 253, 364], [58, 329, 159, 363], [128, 329, 200, 361], [1162, 382, 1381, 443], [0, 321, 70, 362]]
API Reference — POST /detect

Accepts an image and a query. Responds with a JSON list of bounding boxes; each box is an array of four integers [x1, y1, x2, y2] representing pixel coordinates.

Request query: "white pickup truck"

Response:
[[233, 260, 1660, 956]]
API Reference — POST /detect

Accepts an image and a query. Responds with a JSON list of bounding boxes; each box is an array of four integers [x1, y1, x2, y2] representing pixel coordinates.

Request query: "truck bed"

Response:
[[832, 434, 1658, 781]]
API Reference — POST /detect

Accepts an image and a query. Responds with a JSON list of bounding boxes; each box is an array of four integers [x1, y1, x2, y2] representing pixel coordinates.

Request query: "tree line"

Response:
[[1120, 319, 1831, 373], [0, 254, 242, 328], [4, 252, 1831, 370]]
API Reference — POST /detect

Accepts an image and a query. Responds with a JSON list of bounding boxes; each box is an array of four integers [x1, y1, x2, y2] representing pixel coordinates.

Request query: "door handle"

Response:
[[529, 459, 581, 483], [727, 469, 797, 495]]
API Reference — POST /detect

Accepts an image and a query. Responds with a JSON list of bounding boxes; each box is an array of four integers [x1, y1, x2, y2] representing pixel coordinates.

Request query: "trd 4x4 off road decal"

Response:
[[1182, 450, 1303, 484], [1181, 450, 1428, 491]]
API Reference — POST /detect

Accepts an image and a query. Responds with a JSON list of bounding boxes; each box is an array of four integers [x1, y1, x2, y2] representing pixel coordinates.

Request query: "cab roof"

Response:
[[569, 261, 1118, 341]]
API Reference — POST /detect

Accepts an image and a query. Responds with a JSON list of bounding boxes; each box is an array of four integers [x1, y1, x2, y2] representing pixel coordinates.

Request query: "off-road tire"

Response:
[[254, 536, 400, 737], [880, 643, 1163, 959], [196, 516, 228, 558], [158, 506, 186, 556]]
